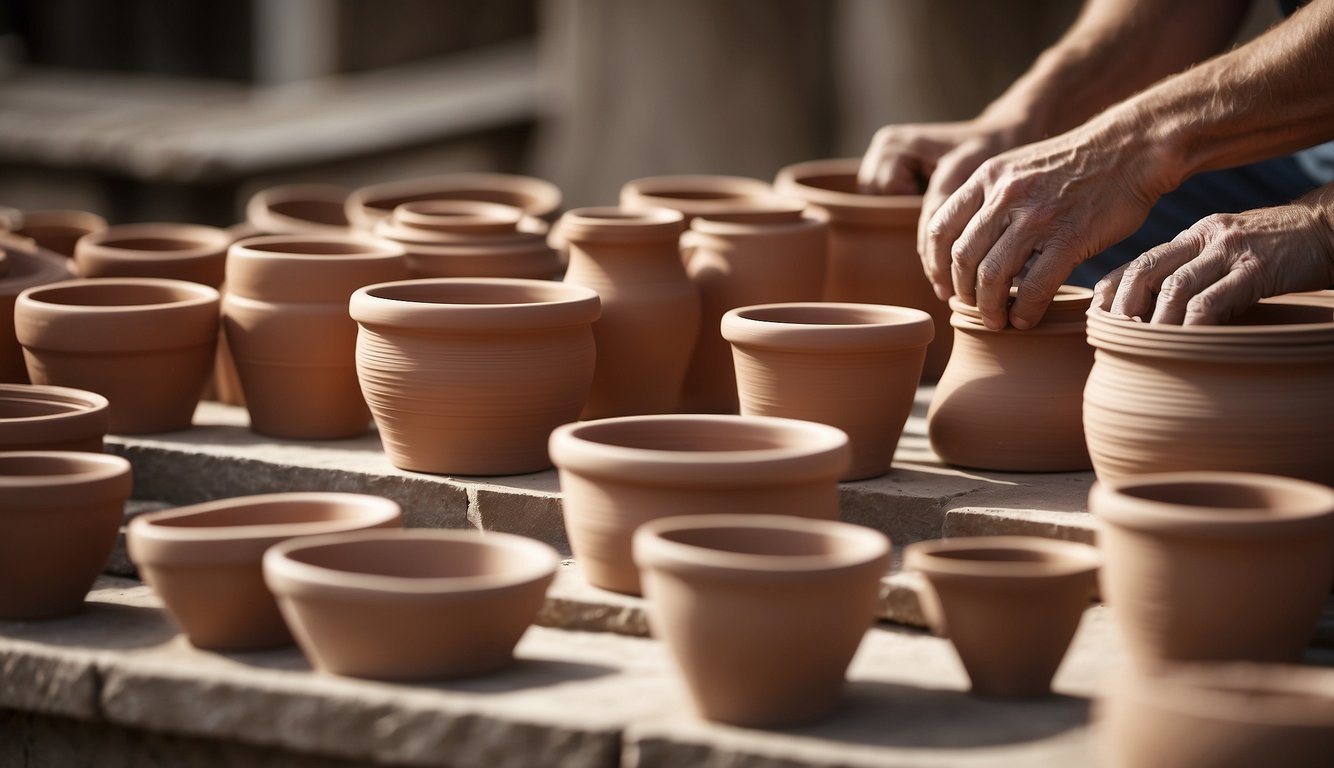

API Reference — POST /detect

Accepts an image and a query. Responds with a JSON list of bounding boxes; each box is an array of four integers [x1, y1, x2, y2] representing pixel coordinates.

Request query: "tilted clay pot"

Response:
[[346, 172, 562, 231], [0, 237, 74, 383], [224, 234, 408, 439], [0, 384, 109, 453], [634, 514, 890, 727], [127, 493, 402, 651], [264, 529, 559, 680], [619, 174, 777, 224], [905, 536, 1100, 698], [245, 184, 351, 235], [16, 278, 220, 434], [774, 158, 952, 380], [561, 207, 699, 418], [928, 286, 1094, 472], [74, 223, 230, 288], [373, 201, 562, 280], [351, 278, 600, 475], [1091, 472, 1334, 668], [724, 302, 933, 480], [11, 209, 108, 258], [0, 451, 132, 618], [549, 414, 851, 595], [1085, 302, 1334, 484]]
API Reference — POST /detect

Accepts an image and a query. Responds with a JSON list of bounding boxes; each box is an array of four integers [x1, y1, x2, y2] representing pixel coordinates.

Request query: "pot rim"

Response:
[[346, 172, 563, 228], [620, 174, 780, 217], [904, 535, 1101, 579], [687, 204, 821, 234], [559, 206, 685, 244], [0, 450, 132, 505], [1086, 304, 1334, 338], [722, 302, 934, 351], [1108, 662, 1334, 726], [14, 209, 108, 232], [350, 277, 600, 331], [949, 286, 1092, 332], [76, 222, 230, 262], [18, 277, 220, 314], [246, 183, 351, 234], [773, 158, 920, 225], [633, 513, 891, 576], [0, 383, 109, 428], [0, 241, 77, 293], [230, 233, 405, 262], [1090, 471, 1334, 535], [389, 200, 524, 232]]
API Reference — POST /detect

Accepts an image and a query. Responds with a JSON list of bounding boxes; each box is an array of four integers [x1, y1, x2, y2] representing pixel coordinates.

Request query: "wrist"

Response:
[[1298, 184, 1334, 285]]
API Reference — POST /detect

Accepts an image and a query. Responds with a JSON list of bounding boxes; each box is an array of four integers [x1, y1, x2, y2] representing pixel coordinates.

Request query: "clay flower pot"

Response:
[[1085, 302, 1334, 484], [1091, 472, 1334, 668], [549, 414, 851, 595], [0, 383, 109, 452], [346, 172, 562, 231], [928, 286, 1093, 471], [264, 529, 559, 680], [11, 209, 108, 258], [723, 302, 933, 480], [774, 158, 952, 380], [16, 278, 220, 434], [633, 514, 891, 727], [0, 237, 74, 383], [351, 278, 600, 474], [905, 536, 1100, 698], [245, 184, 351, 235], [0, 451, 132, 619], [223, 234, 408, 439], [561, 207, 699, 418], [74, 223, 230, 288], [373, 201, 561, 280], [1099, 663, 1334, 768], [619, 174, 777, 224], [127, 492, 402, 652]]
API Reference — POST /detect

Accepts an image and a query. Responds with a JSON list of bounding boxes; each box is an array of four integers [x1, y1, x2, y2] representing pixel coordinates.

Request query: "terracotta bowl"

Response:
[[11, 209, 108, 258], [127, 493, 403, 651], [0, 383, 110, 452], [245, 183, 351, 235], [263, 529, 559, 680], [74, 222, 231, 288]]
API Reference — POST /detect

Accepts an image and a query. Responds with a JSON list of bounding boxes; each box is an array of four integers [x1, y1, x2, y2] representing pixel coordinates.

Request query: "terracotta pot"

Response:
[[928, 286, 1093, 471], [633, 514, 890, 726], [1091, 472, 1334, 668], [1085, 303, 1334, 484], [549, 414, 850, 595], [346, 172, 562, 231], [373, 201, 561, 280], [264, 529, 559, 680], [561, 207, 699, 418], [127, 492, 402, 651], [223, 234, 408, 439], [246, 184, 351, 235], [74, 223, 230, 288], [0, 451, 132, 618], [0, 237, 74, 383], [723, 302, 933, 480], [12, 210, 108, 258], [619, 175, 777, 224], [905, 536, 1100, 698], [16, 278, 220, 434], [0, 383, 109, 453], [351, 278, 599, 474], [1099, 663, 1334, 768]]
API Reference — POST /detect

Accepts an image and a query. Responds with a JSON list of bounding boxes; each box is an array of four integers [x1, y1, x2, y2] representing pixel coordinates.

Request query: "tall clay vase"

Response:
[[1085, 302, 1334, 484], [0, 237, 73, 383], [246, 184, 351, 235], [346, 172, 562, 231], [1091, 472, 1334, 668], [374, 201, 562, 280], [928, 286, 1094, 471], [774, 158, 952, 380], [0, 384, 109, 452], [723, 303, 933, 480], [351, 278, 600, 475], [223, 235, 408, 439], [74, 223, 230, 288], [561, 207, 699, 418], [0, 451, 133, 618], [619, 174, 777, 224], [11, 210, 108, 258], [633, 514, 891, 727], [549, 414, 851, 595], [905, 536, 1100, 698], [16, 278, 220, 434]]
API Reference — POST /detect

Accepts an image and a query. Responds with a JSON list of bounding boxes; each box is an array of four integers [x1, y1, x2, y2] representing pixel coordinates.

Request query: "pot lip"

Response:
[[350, 277, 600, 329], [620, 174, 780, 216], [246, 183, 352, 233], [559, 206, 686, 243], [0, 450, 132, 490], [1091, 472, 1334, 533], [687, 201, 818, 232], [903, 535, 1101, 579], [17, 277, 221, 313], [14, 209, 108, 232], [347, 172, 563, 224], [127, 492, 404, 549], [722, 302, 935, 349], [1110, 662, 1334, 725], [950, 286, 1093, 331], [773, 158, 922, 217], [633, 513, 891, 574], [77, 222, 230, 260], [0, 384, 110, 423], [1086, 304, 1334, 338], [229, 233, 406, 261], [390, 200, 525, 228]]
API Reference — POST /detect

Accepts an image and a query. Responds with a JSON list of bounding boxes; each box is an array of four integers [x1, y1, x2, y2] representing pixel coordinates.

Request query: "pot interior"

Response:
[[365, 280, 579, 306], [368, 189, 533, 214], [574, 418, 801, 453], [0, 453, 111, 478], [284, 538, 523, 580], [99, 237, 203, 252], [0, 398, 84, 419], [28, 282, 202, 307], [241, 240, 386, 256], [269, 200, 348, 226], [656, 525, 844, 557], [152, 500, 383, 529], [1227, 302, 1334, 326], [737, 304, 909, 326], [923, 547, 1065, 565], [1116, 480, 1311, 511]]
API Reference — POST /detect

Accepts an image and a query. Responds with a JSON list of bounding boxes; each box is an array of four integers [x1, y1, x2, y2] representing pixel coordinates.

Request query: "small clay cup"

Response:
[[264, 529, 559, 680], [127, 493, 403, 652], [74, 223, 230, 287], [905, 536, 1101, 698], [0, 383, 109, 452], [346, 173, 562, 231], [0, 237, 74, 383], [634, 514, 890, 727], [12, 210, 108, 258], [245, 184, 351, 235]]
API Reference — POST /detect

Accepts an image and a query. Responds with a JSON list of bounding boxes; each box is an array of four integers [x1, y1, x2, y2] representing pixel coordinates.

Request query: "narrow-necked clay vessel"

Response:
[[634, 514, 890, 726], [264, 529, 559, 680], [127, 492, 402, 651], [905, 536, 1100, 698], [928, 286, 1093, 471], [549, 414, 851, 595], [223, 234, 408, 439], [723, 302, 933, 480], [351, 278, 600, 474], [0, 384, 109, 452], [374, 201, 562, 280], [561, 207, 699, 418], [0, 451, 132, 618], [1091, 472, 1334, 668], [16, 278, 220, 434], [346, 172, 562, 231], [245, 184, 351, 235], [74, 223, 230, 287], [0, 236, 74, 383], [619, 175, 777, 224], [12, 209, 108, 258]]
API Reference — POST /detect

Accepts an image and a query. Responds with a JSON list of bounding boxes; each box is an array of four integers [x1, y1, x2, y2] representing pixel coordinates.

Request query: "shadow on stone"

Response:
[[0, 601, 180, 652]]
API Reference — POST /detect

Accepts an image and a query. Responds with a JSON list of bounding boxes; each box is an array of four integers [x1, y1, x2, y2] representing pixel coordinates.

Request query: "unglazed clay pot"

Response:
[[127, 493, 402, 651], [723, 302, 933, 480], [905, 536, 1100, 698], [1085, 303, 1334, 484], [12, 209, 107, 258], [928, 286, 1094, 471], [619, 174, 776, 224], [346, 172, 562, 231], [0, 237, 74, 383], [633, 514, 890, 727], [0, 384, 109, 452], [16, 278, 220, 434], [374, 201, 562, 280], [245, 184, 351, 235], [223, 234, 408, 439], [549, 414, 850, 595], [1091, 472, 1334, 668], [0, 451, 132, 618], [774, 158, 952, 380], [1099, 664, 1334, 768], [74, 223, 230, 288], [351, 278, 599, 474], [264, 529, 558, 680], [561, 207, 698, 418]]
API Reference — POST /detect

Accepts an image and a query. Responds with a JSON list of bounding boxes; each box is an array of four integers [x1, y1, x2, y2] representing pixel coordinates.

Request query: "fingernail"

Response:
[[1010, 316, 1032, 331]]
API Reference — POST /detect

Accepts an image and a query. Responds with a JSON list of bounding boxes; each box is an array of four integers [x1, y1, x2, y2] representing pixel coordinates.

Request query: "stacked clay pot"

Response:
[[346, 172, 562, 232], [0, 384, 109, 452], [0, 236, 73, 383], [373, 200, 562, 280], [245, 184, 351, 235], [619, 174, 776, 224], [10, 209, 107, 258], [74, 223, 230, 288], [928, 286, 1094, 471]]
